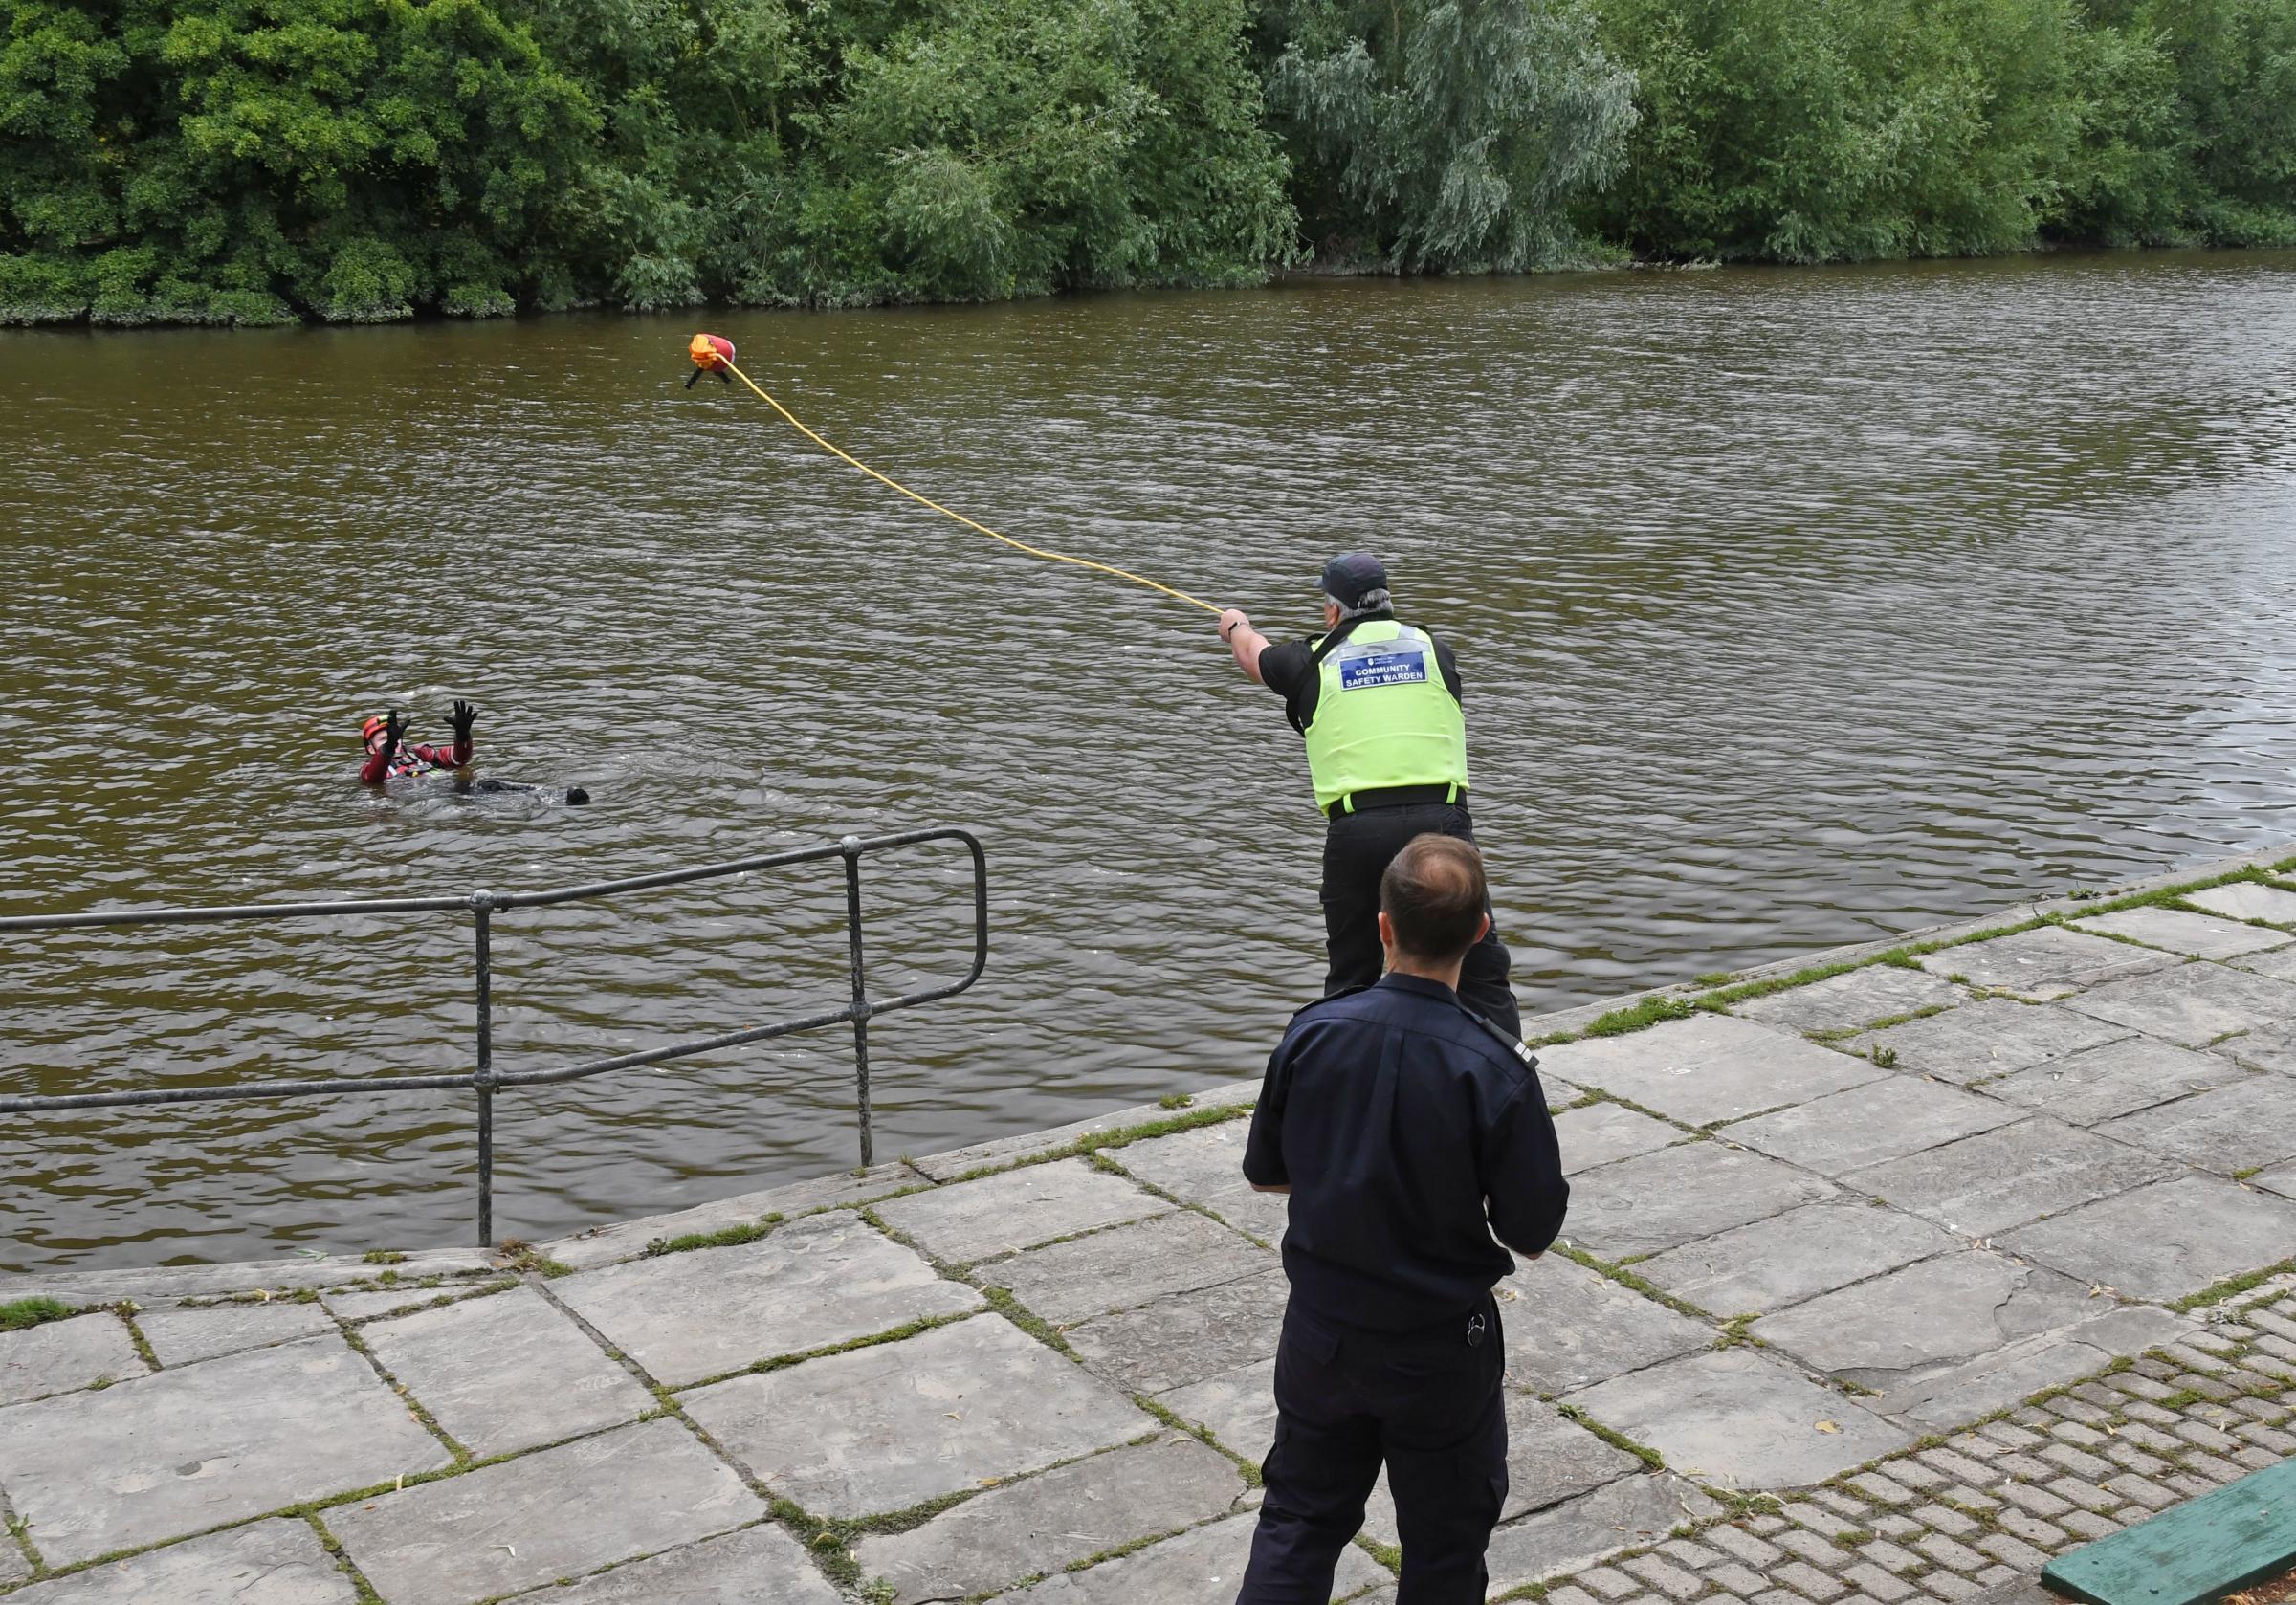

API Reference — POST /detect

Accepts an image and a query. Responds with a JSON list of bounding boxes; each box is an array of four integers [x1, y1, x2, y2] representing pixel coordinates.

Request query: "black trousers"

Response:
[[1237, 1296, 1509, 1605], [1320, 802, 1519, 1037]]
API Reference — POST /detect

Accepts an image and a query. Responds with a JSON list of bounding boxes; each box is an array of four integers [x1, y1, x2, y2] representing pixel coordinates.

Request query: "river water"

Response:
[[5, 251, 2294, 1273]]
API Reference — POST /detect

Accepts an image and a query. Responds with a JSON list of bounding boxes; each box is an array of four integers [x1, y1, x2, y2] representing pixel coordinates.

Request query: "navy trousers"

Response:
[[1319, 802, 1519, 1037], [1236, 1296, 1508, 1605]]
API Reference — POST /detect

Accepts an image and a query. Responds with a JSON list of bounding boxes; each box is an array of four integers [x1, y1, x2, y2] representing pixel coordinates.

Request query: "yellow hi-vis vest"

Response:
[[1302, 619, 1469, 813]]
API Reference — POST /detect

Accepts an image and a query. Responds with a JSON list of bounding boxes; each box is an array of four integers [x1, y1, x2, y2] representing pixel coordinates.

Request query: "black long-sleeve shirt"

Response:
[[1243, 973, 1569, 1331]]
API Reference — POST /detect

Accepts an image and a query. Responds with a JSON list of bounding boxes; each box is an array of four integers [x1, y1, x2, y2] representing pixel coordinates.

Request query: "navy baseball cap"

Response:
[[1319, 552, 1389, 608]]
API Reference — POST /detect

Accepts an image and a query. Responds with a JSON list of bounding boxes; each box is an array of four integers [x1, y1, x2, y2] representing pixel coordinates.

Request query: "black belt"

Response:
[[1324, 782, 1465, 819]]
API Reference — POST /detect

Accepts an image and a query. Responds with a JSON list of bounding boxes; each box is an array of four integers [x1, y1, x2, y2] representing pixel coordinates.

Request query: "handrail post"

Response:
[[839, 836, 874, 1168], [472, 891, 497, 1248]]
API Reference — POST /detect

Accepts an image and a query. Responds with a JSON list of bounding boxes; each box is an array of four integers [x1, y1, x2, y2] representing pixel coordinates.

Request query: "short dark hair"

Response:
[[1380, 834, 1489, 962]]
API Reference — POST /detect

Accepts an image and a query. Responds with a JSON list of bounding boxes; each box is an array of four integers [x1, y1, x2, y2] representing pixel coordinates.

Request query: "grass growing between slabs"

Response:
[[0, 1299, 72, 1332]]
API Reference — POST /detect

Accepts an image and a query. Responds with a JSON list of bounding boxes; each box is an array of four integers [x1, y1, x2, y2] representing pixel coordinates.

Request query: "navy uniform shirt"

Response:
[[1242, 974, 1568, 1331]]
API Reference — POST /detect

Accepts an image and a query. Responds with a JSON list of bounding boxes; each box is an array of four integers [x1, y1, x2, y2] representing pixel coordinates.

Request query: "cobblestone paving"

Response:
[[3, 848, 2295, 1602]]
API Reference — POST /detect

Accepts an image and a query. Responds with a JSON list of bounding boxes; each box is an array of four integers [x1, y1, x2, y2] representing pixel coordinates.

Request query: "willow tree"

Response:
[[1260, 0, 1638, 271]]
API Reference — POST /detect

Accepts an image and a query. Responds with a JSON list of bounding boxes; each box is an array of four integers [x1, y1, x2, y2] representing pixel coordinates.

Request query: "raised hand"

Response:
[[451, 699, 478, 741]]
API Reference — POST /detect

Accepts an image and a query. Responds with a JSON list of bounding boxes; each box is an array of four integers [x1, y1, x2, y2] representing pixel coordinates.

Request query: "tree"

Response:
[[1263, 0, 1636, 270]]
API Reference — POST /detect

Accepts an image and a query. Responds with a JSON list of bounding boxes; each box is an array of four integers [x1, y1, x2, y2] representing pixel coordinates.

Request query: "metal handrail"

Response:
[[0, 827, 989, 1245]]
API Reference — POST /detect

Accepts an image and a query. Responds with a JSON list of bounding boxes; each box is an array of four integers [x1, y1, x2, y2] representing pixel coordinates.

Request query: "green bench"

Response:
[[2045, 1457, 2296, 1604]]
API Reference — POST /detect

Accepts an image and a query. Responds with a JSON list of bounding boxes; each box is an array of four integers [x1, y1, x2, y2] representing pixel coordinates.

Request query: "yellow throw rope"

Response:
[[717, 357, 1222, 616]]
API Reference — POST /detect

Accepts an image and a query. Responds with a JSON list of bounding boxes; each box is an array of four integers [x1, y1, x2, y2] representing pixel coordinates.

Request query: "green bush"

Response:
[[1, 0, 2290, 320]]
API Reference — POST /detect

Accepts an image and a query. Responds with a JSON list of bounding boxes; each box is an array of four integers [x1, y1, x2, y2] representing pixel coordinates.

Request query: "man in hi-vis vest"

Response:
[[1217, 553, 1520, 1036]]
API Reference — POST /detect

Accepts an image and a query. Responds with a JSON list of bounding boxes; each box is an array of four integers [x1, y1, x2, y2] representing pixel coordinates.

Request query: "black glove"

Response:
[[382, 708, 407, 758], [451, 699, 477, 743]]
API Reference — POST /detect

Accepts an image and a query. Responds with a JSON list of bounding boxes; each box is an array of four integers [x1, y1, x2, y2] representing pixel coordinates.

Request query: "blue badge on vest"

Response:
[[1337, 649, 1430, 690]]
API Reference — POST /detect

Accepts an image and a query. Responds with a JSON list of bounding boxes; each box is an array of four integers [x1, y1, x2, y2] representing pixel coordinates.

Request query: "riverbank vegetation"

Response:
[[3, 0, 2291, 324]]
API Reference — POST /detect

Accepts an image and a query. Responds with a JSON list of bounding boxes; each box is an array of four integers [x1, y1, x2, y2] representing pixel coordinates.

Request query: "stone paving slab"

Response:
[[359, 1286, 655, 1458], [1869, 1303, 2193, 1428], [1635, 1200, 1960, 1316], [0, 1249, 497, 1312], [1847, 998, 2130, 1084], [682, 1313, 1154, 1517], [1987, 1035, 2237, 1124], [502, 1523, 843, 1604], [872, 1158, 1167, 1264], [1721, 1074, 2020, 1176], [1846, 1116, 2175, 1236], [1753, 1251, 2101, 1388], [137, 1301, 337, 1367], [2187, 882, 2296, 925], [1483, 1473, 1722, 1593], [0, 1540, 24, 1588], [906, 1086, 1254, 1183], [1500, 1256, 1712, 1393], [2073, 906, 2295, 959], [1066, 1267, 1291, 1395], [327, 1417, 760, 1605], [539, 1161, 930, 1272], [2000, 1175, 2296, 1302], [1105, 1121, 1290, 1242], [1559, 1140, 1839, 1260], [990, 1510, 1385, 1602], [2256, 1159, 2296, 1200], [0, 1335, 449, 1566], [553, 1212, 982, 1388], [1917, 925, 2177, 999], [2094, 1074, 2296, 1175], [1535, 1015, 1884, 1127], [320, 1282, 500, 1324], [980, 1210, 1273, 1324], [856, 1437, 1245, 1604], [1549, 1101, 1682, 1175], [0, 1315, 145, 1406], [1565, 1348, 1912, 1488], [2234, 945, 2296, 982], [1155, 1354, 1277, 1450], [0, 1518, 357, 1605], [2218, 1022, 2296, 1072], [1730, 964, 1966, 1034], [2064, 959, 2296, 1046]]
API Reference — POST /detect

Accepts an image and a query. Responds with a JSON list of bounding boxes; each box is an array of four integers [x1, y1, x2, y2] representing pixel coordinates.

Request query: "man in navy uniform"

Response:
[[1234, 833, 1569, 1605], [1216, 552, 1519, 1035]]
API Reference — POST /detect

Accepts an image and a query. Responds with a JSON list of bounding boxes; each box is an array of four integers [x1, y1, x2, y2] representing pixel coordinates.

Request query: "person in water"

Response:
[[360, 700, 475, 784], [359, 701, 589, 803]]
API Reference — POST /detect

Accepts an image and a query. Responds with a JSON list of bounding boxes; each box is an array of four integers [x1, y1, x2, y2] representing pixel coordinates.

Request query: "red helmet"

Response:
[[362, 715, 388, 745]]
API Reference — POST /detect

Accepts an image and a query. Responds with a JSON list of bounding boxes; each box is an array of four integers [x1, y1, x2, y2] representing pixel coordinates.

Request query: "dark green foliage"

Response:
[[1261, 0, 1636, 269], [2, 0, 1294, 320], [1582, 0, 2296, 262], [1584, 0, 2085, 261], [2, 0, 2291, 322], [1, 0, 598, 323]]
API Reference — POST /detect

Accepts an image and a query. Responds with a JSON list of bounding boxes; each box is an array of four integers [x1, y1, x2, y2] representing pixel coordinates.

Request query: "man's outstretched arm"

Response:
[[1217, 608, 1271, 683]]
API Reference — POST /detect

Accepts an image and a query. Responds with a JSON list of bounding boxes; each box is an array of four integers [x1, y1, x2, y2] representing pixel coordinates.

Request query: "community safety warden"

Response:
[[1234, 834, 1567, 1604], [1216, 552, 1520, 1035]]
